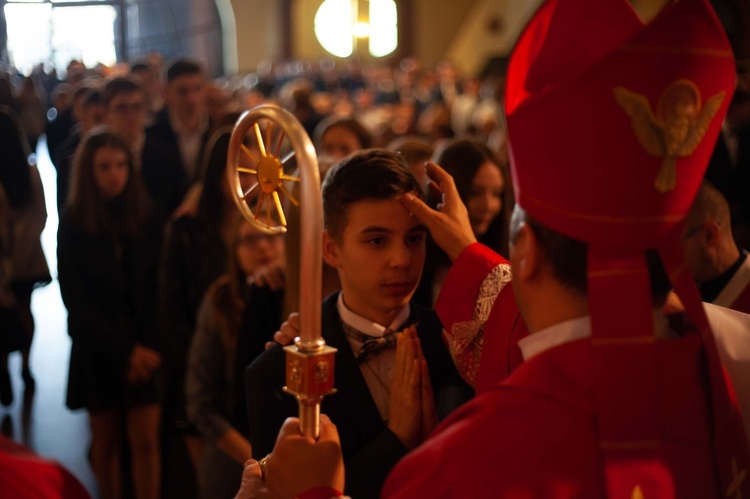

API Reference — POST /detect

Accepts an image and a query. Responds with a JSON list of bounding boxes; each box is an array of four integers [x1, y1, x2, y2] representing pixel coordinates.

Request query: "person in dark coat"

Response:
[[186, 218, 284, 499], [158, 125, 242, 485], [55, 87, 105, 212], [57, 129, 162, 499], [146, 58, 210, 187], [103, 76, 185, 222]]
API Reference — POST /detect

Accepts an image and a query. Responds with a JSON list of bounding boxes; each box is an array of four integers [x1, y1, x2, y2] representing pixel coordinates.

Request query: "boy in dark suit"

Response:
[[146, 58, 210, 186], [245, 149, 471, 499]]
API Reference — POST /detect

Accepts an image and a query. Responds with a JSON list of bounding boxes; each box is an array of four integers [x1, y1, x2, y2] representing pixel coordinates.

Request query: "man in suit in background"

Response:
[[682, 181, 750, 312], [146, 58, 210, 188]]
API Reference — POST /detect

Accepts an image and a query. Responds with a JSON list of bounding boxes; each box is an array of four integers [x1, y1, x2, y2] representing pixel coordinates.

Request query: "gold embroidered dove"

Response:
[[614, 80, 725, 193]]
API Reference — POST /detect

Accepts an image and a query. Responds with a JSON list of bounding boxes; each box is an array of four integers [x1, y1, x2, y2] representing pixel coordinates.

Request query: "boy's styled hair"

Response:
[[322, 149, 424, 239], [165, 58, 204, 83], [102, 77, 144, 107]]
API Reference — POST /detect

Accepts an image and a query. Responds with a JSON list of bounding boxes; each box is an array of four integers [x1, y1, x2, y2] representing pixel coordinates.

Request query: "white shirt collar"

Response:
[[336, 292, 411, 338], [168, 108, 208, 136], [517, 309, 672, 361]]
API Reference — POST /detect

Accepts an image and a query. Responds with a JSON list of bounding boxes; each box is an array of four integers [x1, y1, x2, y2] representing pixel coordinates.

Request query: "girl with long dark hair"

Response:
[[58, 128, 162, 499]]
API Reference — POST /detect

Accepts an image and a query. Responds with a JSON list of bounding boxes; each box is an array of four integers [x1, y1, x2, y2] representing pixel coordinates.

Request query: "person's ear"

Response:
[[703, 220, 721, 248], [322, 231, 340, 268], [513, 223, 542, 283]]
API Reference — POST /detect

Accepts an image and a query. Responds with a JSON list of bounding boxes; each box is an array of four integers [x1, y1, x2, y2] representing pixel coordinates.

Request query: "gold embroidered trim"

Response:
[[444, 263, 512, 387], [619, 44, 734, 58], [521, 190, 684, 224]]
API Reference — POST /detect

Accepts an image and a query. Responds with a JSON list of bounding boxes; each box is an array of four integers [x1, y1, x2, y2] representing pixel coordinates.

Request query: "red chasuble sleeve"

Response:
[[435, 243, 526, 393]]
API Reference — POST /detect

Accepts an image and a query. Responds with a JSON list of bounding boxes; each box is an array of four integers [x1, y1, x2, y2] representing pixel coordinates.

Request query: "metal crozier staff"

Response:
[[226, 104, 336, 440]]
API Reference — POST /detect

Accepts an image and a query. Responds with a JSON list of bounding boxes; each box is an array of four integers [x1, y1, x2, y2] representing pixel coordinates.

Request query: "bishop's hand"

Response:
[[401, 161, 477, 262]]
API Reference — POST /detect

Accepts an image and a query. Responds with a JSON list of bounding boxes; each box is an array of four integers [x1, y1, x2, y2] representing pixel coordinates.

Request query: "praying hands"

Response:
[[387, 327, 437, 450]]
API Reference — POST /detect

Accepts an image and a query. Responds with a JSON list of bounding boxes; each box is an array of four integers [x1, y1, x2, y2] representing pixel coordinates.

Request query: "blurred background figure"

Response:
[[705, 89, 750, 249], [414, 139, 508, 306], [55, 87, 106, 212], [314, 116, 373, 167], [147, 58, 210, 188], [682, 181, 750, 313], [16, 74, 47, 159], [58, 129, 162, 499], [186, 218, 284, 499], [385, 135, 434, 192], [159, 124, 242, 495], [0, 106, 41, 408]]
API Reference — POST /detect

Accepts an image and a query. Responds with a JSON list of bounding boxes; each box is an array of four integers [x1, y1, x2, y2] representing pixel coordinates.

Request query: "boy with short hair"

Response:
[[245, 149, 471, 499], [147, 58, 210, 185], [103, 76, 185, 218], [55, 87, 105, 210]]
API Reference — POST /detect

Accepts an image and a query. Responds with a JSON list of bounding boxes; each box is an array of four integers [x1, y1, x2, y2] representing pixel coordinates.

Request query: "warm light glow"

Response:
[[369, 0, 398, 57], [314, 0, 353, 58], [5, 3, 116, 74], [314, 0, 398, 58], [352, 22, 370, 38]]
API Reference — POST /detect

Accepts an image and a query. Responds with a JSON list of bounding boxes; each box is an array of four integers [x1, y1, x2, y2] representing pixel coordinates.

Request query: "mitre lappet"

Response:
[[505, 0, 749, 496]]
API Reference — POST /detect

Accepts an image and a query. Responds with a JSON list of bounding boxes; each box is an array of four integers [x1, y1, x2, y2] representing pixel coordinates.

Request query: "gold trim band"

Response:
[[619, 44, 734, 58]]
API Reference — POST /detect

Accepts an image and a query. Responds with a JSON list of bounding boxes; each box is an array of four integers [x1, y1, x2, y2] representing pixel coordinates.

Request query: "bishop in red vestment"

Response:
[[238, 0, 750, 496]]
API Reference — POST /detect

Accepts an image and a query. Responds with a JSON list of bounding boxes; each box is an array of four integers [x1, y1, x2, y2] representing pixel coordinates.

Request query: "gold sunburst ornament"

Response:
[[614, 80, 725, 193], [229, 116, 301, 231]]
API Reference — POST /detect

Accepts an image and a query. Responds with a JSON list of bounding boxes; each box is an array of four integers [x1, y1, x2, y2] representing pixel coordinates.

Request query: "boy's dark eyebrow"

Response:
[[359, 226, 393, 235], [360, 224, 427, 234], [358, 224, 428, 235]]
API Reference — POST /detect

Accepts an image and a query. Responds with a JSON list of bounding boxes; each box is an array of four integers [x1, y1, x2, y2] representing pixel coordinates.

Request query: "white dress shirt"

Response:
[[337, 293, 411, 421]]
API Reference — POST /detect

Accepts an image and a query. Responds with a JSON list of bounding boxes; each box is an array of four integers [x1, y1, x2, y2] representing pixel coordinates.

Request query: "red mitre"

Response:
[[505, 0, 749, 497]]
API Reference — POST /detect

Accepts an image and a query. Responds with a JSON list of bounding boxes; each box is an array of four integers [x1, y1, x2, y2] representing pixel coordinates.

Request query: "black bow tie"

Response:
[[342, 323, 400, 364]]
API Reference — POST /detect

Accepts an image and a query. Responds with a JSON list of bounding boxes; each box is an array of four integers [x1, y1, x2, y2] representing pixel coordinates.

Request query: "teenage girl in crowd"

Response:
[[314, 116, 373, 166], [159, 123, 241, 481], [414, 138, 508, 306], [58, 129, 162, 499], [186, 218, 284, 499]]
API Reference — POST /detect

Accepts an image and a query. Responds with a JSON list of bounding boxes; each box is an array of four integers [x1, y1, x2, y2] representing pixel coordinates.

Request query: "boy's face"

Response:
[[166, 72, 206, 120], [106, 91, 146, 139], [323, 196, 427, 327]]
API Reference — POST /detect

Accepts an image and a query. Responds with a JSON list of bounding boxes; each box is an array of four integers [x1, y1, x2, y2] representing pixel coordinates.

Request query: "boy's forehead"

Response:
[[340, 196, 423, 233]]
